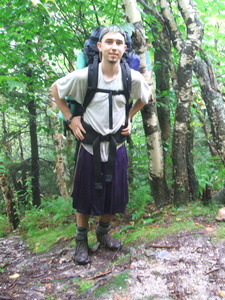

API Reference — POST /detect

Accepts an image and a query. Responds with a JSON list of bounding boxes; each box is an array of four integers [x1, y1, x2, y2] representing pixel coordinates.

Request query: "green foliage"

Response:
[[19, 196, 75, 252], [214, 225, 225, 242], [71, 271, 131, 299], [16, 176, 33, 210], [1, 0, 225, 225], [193, 120, 225, 194], [91, 271, 130, 298], [125, 113, 152, 219], [0, 0, 138, 212], [122, 201, 219, 246], [23, 222, 75, 253], [195, 0, 225, 92], [172, 201, 219, 219], [19, 196, 74, 231], [0, 215, 11, 237], [129, 114, 149, 180], [128, 184, 152, 220], [73, 277, 95, 295]]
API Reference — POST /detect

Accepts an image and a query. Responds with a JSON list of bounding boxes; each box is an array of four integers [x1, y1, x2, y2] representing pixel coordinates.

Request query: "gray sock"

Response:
[[76, 227, 88, 240], [96, 221, 111, 234]]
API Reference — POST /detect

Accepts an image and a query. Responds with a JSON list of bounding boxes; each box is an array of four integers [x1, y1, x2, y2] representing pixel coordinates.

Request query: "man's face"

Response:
[[97, 31, 127, 64]]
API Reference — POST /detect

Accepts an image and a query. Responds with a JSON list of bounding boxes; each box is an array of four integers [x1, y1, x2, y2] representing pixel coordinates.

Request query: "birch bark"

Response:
[[123, 0, 170, 206], [160, 0, 203, 205], [49, 100, 69, 198], [194, 56, 225, 164]]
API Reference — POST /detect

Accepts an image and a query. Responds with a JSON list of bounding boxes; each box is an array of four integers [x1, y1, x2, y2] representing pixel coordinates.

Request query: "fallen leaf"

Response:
[[194, 222, 201, 226], [45, 283, 52, 289], [205, 227, 215, 233], [9, 273, 20, 279], [48, 259, 53, 264], [218, 290, 225, 298]]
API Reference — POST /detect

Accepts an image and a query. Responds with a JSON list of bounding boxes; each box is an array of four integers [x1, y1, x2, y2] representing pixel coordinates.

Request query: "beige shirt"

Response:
[[56, 64, 150, 161]]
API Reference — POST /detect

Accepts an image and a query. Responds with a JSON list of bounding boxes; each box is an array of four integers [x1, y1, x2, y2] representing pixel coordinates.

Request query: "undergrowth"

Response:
[[0, 215, 11, 237], [18, 196, 75, 252], [1, 189, 224, 254]]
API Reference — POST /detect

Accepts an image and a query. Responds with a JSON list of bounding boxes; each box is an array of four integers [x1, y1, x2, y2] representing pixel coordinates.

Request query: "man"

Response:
[[51, 25, 152, 265]]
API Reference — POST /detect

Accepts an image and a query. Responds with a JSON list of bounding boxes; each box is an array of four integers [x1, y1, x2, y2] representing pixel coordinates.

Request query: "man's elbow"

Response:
[[51, 82, 57, 92], [51, 83, 59, 99]]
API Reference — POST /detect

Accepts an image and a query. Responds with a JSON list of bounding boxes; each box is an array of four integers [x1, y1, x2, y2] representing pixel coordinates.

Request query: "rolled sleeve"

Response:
[[130, 70, 151, 104], [55, 68, 88, 104]]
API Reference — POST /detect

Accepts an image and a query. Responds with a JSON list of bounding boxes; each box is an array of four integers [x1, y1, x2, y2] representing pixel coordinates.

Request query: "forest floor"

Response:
[[1, 213, 225, 300]]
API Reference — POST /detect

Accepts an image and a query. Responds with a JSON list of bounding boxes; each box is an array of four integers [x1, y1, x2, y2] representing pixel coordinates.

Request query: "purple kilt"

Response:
[[72, 144, 128, 216]]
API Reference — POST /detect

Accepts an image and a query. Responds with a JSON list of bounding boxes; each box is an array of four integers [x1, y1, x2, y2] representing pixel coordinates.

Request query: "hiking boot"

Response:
[[74, 238, 90, 265], [96, 232, 122, 250]]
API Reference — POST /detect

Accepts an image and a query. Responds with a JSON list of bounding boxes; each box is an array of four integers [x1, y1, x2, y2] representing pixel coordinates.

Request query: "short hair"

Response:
[[99, 25, 126, 42]]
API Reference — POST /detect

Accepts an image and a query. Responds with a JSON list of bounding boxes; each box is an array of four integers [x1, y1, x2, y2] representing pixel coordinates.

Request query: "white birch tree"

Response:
[[122, 0, 170, 207]]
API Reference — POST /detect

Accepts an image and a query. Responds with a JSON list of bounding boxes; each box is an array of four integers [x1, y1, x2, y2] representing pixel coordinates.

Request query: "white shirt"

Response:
[[56, 64, 150, 161]]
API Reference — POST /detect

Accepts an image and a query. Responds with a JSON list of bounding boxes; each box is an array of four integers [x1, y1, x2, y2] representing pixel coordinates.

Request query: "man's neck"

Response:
[[100, 61, 120, 81]]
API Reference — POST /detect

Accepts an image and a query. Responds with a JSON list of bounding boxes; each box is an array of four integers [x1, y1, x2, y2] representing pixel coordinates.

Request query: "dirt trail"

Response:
[[1, 225, 225, 299]]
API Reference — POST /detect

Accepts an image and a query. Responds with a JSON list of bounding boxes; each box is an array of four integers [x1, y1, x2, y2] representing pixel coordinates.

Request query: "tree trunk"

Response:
[[187, 123, 199, 200], [0, 168, 19, 229], [25, 63, 41, 207], [27, 99, 41, 207], [122, 0, 170, 207], [195, 104, 219, 158], [1, 112, 19, 229], [194, 55, 225, 165], [65, 131, 76, 192], [159, 0, 203, 205], [49, 100, 69, 198], [154, 37, 171, 145], [142, 103, 171, 207]]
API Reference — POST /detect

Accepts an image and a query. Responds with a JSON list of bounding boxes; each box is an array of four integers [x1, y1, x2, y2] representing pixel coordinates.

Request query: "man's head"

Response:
[[97, 25, 127, 64], [99, 25, 126, 42]]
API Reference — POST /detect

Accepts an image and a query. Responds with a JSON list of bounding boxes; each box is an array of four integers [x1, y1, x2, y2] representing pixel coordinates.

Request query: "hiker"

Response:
[[51, 25, 152, 265]]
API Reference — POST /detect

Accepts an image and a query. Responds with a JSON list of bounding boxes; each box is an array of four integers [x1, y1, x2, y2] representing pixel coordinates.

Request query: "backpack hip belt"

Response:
[[81, 120, 126, 190]]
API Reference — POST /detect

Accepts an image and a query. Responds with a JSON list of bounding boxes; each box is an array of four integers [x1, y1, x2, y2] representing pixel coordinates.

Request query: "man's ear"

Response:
[[97, 42, 102, 61], [123, 44, 127, 54], [97, 42, 101, 51]]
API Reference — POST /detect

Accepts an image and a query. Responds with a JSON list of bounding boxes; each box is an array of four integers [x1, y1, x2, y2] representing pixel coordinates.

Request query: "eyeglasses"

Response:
[[99, 25, 126, 42]]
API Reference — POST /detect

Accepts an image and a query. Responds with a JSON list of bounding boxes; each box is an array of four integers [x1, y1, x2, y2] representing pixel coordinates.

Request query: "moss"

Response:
[[91, 270, 131, 299]]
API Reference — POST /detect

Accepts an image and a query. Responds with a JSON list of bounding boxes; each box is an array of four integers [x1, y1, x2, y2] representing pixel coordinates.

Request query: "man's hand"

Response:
[[69, 116, 86, 140], [121, 119, 132, 136]]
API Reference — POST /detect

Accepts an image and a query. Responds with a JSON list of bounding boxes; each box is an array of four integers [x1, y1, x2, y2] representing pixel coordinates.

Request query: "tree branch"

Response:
[[160, 0, 184, 52]]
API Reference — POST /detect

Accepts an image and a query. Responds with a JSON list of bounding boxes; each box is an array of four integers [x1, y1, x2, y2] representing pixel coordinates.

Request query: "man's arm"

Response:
[[51, 83, 86, 140], [51, 83, 73, 121], [128, 98, 146, 120], [121, 98, 150, 136]]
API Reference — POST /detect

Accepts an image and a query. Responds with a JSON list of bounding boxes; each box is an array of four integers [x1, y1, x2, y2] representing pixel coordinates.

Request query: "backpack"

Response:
[[82, 26, 140, 71], [81, 27, 140, 128], [61, 27, 140, 189], [60, 26, 140, 130]]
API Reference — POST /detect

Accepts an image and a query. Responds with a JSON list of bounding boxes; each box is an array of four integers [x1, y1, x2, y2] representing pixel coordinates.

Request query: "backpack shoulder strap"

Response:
[[120, 59, 132, 126], [83, 57, 132, 127], [120, 59, 131, 103], [83, 54, 99, 110]]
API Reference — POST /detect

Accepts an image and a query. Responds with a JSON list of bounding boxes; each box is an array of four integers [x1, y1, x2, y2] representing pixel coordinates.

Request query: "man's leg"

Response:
[[96, 214, 122, 250], [74, 212, 90, 265], [76, 212, 89, 227]]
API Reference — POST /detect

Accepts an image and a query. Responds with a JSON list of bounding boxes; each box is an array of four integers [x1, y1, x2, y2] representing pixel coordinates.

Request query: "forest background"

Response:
[[0, 0, 225, 242]]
